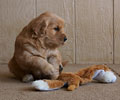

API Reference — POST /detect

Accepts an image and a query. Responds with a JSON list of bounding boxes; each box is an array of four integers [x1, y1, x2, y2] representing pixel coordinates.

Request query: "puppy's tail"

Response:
[[32, 80, 65, 91]]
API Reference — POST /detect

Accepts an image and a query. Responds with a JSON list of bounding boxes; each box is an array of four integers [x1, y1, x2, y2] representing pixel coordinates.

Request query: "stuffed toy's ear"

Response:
[[62, 61, 68, 67], [32, 80, 65, 91]]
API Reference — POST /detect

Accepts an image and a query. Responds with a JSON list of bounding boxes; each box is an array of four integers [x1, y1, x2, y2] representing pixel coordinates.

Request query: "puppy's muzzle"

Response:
[[59, 65, 63, 72]]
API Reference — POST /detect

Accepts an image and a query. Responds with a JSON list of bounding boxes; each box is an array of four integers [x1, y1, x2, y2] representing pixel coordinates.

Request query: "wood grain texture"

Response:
[[75, 0, 113, 64], [0, 0, 35, 63], [114, 0, 120, 64], [0, 0, 116, 64], [36, 0, 75, 63]]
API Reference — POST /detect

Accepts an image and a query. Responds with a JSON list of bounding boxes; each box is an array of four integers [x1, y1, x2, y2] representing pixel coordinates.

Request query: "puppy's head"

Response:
[[29, 12, 67, 49]]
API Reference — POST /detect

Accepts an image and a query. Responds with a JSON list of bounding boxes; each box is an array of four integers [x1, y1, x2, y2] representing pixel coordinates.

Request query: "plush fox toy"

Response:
[[32, 65, 117, 91]]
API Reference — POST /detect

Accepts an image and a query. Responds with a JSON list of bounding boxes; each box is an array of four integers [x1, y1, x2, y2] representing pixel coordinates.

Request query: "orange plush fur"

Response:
[[43, 65, 111, 91]]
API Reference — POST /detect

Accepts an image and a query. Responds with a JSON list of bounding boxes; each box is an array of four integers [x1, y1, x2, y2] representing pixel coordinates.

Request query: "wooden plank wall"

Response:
[[0, 0, 35, 64], [75, 0, 113, 64], [114, 0, 120, 64], [0, 0, 119, 64]]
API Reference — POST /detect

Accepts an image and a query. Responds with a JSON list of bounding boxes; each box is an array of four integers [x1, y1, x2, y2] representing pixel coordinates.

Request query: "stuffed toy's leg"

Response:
[[32, 80, 65, 91], [57, 72, 81, 91], [32, 72, 81, 91]]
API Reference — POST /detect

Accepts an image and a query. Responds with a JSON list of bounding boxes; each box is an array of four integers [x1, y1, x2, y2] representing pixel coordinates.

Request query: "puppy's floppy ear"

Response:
[[32, 19, 48, 38]]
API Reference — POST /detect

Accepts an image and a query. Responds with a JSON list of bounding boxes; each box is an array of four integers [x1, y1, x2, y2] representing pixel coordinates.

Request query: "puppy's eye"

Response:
[[54, 27, 59, 31]]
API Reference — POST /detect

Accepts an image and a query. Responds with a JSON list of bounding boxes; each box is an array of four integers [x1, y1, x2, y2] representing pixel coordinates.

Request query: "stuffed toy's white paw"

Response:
[[93, 70, 117, 83], [32, 80, 50, 90], [32, 80, 65, 91]]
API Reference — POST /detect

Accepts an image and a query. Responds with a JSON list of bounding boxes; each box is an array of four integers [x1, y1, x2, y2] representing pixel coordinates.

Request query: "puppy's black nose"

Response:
[[59, 65, 63, 72], [64, 37, 67, 42]]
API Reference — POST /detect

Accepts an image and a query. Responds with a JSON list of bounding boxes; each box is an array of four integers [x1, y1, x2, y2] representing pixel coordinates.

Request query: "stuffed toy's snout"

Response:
[[93, 70, 117, 83]]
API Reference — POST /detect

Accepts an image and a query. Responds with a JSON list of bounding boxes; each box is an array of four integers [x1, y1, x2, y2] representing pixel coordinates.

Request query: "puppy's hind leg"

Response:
[[8, 58, 34, 82], [22, 74, 34, 83]]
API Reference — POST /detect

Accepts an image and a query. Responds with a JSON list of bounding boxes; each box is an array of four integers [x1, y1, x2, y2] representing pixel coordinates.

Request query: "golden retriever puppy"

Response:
[[8, 12, 67, 82]]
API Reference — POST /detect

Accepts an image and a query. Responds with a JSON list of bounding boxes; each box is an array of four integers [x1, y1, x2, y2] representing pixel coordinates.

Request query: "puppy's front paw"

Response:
[[44, 65, 59, 79]]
